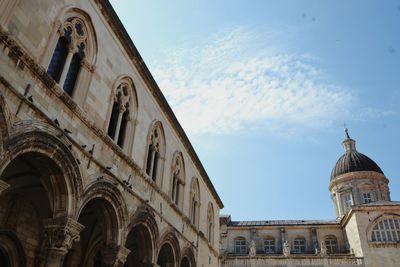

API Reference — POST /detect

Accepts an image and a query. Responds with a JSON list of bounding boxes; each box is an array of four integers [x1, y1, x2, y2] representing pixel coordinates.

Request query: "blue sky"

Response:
[[110, 0, 400, 220]]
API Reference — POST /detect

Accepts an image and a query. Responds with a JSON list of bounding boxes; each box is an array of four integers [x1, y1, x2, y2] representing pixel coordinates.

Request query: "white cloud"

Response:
[[151, 27, 354, 136]]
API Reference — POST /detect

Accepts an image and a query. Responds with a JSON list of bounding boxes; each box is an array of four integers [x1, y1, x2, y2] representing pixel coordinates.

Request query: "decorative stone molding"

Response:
[[0, 179, 10, 194], [102, 244, 130, 267], [43, 217, 84, 253]]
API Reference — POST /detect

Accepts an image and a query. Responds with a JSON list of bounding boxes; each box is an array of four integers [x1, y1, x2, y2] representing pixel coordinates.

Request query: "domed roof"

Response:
[[330, 129, 384, 181]]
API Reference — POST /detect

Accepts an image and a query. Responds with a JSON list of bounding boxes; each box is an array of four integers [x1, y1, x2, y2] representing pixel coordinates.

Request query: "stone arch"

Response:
[[77, 180, 128, 244], [180, 246, 196, 267], [158, 229, 180, 267], [64, 180, 128, 266], [159, 229, 181, 262], [124, 206, 160, 266], [105, 75, 138, 152], [0, 229, 26, 267], [1, 130, 83, 216], [144, 120, 166, 183]]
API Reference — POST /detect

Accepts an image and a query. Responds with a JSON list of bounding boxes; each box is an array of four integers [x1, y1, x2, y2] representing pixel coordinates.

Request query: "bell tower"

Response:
[[329, 129, 390, 218]]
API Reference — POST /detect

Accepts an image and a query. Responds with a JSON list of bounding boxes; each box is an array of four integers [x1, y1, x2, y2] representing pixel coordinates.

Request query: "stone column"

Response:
[[0, 180, 10, 195], [42, 217, 84, 267], [102, 243, 130, 267], [59, 46, 75, 88]]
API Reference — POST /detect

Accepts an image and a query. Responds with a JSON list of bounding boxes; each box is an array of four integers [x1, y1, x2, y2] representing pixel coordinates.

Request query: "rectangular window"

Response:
[[293, 239, 306, 254], [363, 192, 372, 203], [234, 239, 247, 254], [343, 194, 353, 211], [264, 239, 275, 253]]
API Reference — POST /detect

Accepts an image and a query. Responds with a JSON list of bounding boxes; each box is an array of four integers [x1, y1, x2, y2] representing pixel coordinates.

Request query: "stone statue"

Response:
[[249, 240, 256, 256], [283, 240, 290, 256], [320, 240, 327, 256]]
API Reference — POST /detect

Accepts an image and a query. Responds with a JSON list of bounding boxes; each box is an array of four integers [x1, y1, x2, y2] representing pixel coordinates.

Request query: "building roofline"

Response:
[[94, 0, 223, 208]]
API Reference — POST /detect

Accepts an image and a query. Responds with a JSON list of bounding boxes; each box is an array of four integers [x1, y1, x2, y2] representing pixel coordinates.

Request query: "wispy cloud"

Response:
[[152, 27, 355, 136]]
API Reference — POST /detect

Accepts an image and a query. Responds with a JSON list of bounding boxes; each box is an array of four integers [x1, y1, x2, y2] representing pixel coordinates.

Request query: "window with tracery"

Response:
[[207, 203, 214, 244], [170, 153, 184, 206], [107, 82, 133, 147], [234, 238, 247, 254], [325, 236, 338, 254], [293, 238, 306, 253], [371, 218, 400, 242], [48, 17, 88, 96], [190, 178, 200, 227], [145, 124, 164, 181]]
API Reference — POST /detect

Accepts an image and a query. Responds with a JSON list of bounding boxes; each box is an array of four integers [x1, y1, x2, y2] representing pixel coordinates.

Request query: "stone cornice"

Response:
[[340, 203, 400, 226], [329, 171, 388, 191], [92, 0, 223, 209]]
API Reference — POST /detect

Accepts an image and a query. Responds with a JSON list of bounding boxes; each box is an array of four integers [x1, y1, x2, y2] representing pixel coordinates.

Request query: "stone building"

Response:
[[220, 130, 400, 267], [0, 0, 223, 266]]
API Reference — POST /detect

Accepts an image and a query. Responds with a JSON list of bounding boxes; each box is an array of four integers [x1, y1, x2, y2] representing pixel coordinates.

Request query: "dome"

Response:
[[331, 129, 384, 180], [331, 150, 383, 180]]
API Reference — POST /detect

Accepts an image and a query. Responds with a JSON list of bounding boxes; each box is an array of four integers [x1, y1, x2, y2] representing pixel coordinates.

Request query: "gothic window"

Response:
[[47, 17, 89, 96], [207, 203, 214, 244], [170, 152, 184, 207], [234, 238, 247, 254], [107, 82, 134, 148], [145, 122, 165, 182], [362, 192, 373, 203], [264, 238, 275, 253], [371, 218, 400, 242], [325, 236, 338, 254], [190, 178, 200, 227], [293, 238, 306, 254]]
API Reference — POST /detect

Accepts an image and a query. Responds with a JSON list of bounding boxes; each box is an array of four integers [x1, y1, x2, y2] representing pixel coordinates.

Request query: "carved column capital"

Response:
[[0, 180, 10, 195], [43, 216, 84, 253], [102, 244, 130, 267], [81, 58, 95, 73]]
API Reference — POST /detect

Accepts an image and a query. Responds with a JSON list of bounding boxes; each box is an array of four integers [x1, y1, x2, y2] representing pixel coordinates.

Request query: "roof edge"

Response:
[[94, 0, 223, 208]]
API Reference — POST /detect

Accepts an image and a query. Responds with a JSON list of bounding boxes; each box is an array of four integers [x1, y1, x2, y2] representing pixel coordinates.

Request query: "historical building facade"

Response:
[[220, 130, 400, 267], [0, 0, 223, 266]]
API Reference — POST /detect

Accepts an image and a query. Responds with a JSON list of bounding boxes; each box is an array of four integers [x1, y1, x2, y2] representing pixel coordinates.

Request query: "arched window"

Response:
[[170, 152, 185, 208], [371, 217, 400, 242], [234, 237, 247, 254], [190, 178, 200, 227], [293, 237, 306, 254], [145, 122, 165, 182], [263, 237, 275, 253], [107, 79, 137, 149], [47, 17, 89, 96], [325, 236, 338, 254], [207, 203, 214, 244]]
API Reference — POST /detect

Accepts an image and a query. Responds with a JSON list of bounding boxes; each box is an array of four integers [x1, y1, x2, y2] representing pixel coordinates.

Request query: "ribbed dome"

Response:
[[331, 150, 383, 180]]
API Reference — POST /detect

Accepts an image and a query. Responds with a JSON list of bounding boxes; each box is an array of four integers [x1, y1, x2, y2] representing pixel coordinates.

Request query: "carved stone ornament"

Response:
[[0, 179, 10, 195], [43, 217, 85, 252], [249, 240, 256, 257], [283, 240, 290, 257], [102, 243, 131, 267], [320, 240, 327, 256]]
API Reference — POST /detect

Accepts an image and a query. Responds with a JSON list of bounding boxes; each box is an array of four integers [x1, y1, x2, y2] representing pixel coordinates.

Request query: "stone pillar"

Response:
[[0, 180, 10, 195], [42, 216, 84, 267], [102, 243, 130, 267]]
